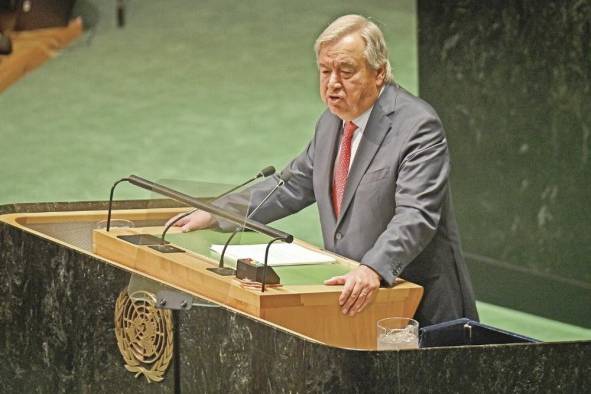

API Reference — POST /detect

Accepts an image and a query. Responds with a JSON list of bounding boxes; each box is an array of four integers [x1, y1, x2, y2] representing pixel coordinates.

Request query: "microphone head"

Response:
[[258, 166, 276, 178]]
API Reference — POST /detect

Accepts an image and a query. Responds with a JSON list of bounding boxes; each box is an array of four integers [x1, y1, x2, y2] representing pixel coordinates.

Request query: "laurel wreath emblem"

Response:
[[114, 289, 173, 383]]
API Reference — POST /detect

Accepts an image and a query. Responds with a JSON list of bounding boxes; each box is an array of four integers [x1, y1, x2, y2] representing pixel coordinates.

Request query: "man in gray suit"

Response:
[[169, 15, 478, 326]]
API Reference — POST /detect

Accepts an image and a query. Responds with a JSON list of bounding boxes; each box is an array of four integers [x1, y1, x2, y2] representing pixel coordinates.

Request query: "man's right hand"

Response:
[[165, 210, 215, 233]]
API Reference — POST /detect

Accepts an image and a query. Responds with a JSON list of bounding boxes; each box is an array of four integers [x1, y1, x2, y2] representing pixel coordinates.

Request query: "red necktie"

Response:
[[332, 121, 358, 216]]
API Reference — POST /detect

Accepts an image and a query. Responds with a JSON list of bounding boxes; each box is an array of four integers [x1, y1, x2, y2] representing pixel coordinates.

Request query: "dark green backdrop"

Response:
[[418, 0, 591, 327]]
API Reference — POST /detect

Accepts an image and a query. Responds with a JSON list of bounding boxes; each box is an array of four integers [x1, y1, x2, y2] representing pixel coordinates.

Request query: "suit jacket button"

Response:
[[335, 232, 342, 240]]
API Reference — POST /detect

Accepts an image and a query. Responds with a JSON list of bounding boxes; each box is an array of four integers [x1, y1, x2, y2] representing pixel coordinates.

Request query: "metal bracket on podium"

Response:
[[129, 274, 219, 310], [155, 290, 193, 311]]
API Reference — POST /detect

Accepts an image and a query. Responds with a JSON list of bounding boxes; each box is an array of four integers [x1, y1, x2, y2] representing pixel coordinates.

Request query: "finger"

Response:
[[338, 276, 356, 307], [324, 276, 346, 285], [182, 219, 198, 232], [350, 287, 371, 315], [355, 289, 375, 314], [174, 216, 191, 227], [182, 215, 207, 232], [165, 213, 183, 227], [166, 212, 192, 228], [341, 279, 362, 314]]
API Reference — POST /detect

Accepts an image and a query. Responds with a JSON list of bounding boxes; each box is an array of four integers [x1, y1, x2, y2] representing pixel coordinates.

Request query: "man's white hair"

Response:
[[314, 14, 394, 84]]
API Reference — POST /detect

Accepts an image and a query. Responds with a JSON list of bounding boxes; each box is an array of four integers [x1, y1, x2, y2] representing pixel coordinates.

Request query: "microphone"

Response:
[[160, 166, 276, 241], [106, 174, 293, 242], [215, 170, 291, 274], [214, 166, 275, 200], [259, 165, 277, 177], [247, 170, 291, 219]]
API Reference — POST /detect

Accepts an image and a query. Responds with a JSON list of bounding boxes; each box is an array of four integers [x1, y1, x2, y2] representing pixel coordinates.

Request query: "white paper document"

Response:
[[210, 243, 336, 266]]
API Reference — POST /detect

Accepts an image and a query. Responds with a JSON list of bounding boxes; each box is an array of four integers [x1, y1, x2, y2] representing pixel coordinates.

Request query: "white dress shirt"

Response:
[[334, 88, 384, 171], [346, 107, 373, 169]]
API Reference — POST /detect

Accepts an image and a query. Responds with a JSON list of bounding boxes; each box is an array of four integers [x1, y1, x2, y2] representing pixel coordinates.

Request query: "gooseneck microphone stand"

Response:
[[106, 174, 293, 242]]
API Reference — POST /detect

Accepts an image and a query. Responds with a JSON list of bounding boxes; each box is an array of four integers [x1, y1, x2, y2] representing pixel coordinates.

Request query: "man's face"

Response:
[[318, 33, 385, 121]]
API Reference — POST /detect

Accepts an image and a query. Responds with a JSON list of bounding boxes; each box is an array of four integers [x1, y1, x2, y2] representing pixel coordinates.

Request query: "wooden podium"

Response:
[[5, 206, 422, 350]]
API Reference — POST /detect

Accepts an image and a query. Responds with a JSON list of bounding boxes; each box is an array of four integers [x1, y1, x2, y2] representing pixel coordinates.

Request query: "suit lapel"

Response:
[[315, 113, 342, 225], [335, 84, 400, 227], [336, 108, 391, 227]]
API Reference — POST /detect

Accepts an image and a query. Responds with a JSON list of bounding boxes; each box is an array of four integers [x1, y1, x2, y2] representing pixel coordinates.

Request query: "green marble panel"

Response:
[[418, 0, 591, 326]]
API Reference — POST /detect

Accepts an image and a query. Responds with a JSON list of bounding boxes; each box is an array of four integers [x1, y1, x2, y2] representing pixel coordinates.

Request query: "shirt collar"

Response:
[[350, 106, 372, 133], [344, 86, 385, 133]]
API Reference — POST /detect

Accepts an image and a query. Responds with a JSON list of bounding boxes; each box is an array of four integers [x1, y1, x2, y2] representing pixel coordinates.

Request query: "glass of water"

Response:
[[377, 317, 419, 350], [95, 219, 135, 230]]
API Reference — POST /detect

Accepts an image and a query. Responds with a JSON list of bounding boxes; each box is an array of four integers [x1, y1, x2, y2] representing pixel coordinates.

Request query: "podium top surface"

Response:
[[166, 230, 351, 285]]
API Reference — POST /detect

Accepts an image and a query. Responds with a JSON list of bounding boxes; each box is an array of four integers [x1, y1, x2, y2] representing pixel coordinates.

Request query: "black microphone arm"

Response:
[[214, 165, 275, 200], [218, 171, 292, 269], [247, 176, 287, 219], [105, 174, 293, 243], [217, 170, 293, 290], [160, 166, 276, 241]]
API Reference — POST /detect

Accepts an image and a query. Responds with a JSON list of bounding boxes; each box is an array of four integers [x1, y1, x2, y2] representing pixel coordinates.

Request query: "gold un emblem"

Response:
[[115, 289, 173, 383]]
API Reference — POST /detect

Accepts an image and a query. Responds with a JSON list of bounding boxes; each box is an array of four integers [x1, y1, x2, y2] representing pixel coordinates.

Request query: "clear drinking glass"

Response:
[[95, 219, 135, 229], [377, 317, 419, 350]]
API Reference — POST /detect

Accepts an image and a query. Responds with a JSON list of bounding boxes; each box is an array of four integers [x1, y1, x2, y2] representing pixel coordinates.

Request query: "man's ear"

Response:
[[375, 65, 386, 86]]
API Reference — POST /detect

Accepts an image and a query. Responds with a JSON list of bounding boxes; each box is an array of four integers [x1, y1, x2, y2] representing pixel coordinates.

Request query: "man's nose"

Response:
[[328, 71, 341, 89]]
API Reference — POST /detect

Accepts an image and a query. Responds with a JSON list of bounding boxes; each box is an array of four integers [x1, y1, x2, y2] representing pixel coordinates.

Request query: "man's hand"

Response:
[[324, 265, 381, 316], [165, 210, 215, 232]]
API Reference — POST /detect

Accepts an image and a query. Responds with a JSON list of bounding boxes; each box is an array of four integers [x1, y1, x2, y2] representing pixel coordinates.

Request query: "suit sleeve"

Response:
[[360, 116, 450, 286], [216, 133, 318, 225]]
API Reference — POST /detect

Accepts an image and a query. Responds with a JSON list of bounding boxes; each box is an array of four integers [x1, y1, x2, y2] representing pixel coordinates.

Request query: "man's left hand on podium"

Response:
[[324, 265, 381, 316]]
